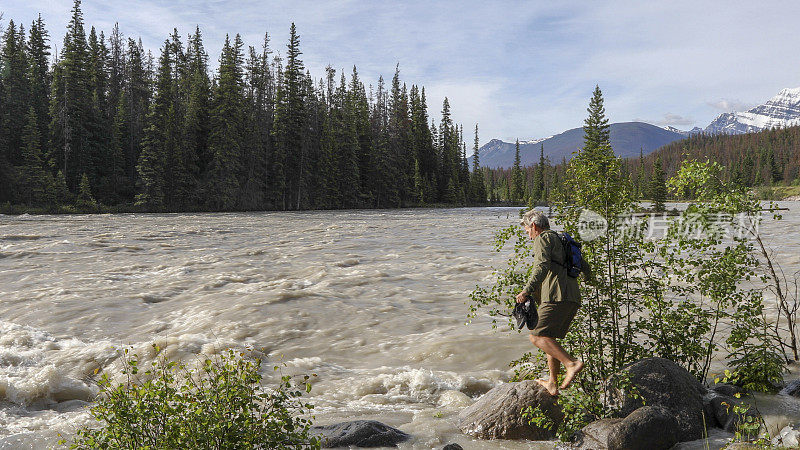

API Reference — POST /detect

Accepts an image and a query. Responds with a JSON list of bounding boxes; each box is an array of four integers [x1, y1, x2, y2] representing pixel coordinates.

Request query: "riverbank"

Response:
[[0, 201, 530, 216]]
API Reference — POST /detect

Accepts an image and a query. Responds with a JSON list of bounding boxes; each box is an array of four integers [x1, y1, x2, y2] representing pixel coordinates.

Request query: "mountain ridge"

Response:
[[476, 86, 800, 169], [471, 122, 685, 169]]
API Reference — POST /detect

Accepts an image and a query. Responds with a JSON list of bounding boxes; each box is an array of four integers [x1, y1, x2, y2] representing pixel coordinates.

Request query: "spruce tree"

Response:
[[438, 97, 458, 202], [123, 37, 151, 194], [469, 124, 486, 203], [107, 23, 125, 121], [52, 170, 71, 205], [75, 172, 97, 209], [387, 67, 411, 206], [27, 15, 51, 143], [135, 41, 173, 209], [240, 32, 273, 209], [49, 0, 92, 191], [184, 27, 212, 195], [649, 156, 667, 212], [741, 153, 755, 186], [560, 87, 627, 215], [162, 29, 190, 209], [109, 94, 129, 202], [349, 66, 372, 202], [532, 143, 545, 203], [338, 73, 360, 208], [410, 87, 435, 202], [206, 34, 245, 210], [637, 148, 646, 199], [87, 26, 112, 200], [583, 85, 611, 160], [1, 20, 30, 168], [767, 147, 782, 183], [511, 139, 525, 201], [318, 76, 339, 209], [271, 24, 306, 210], [18, 107, 51, 206]]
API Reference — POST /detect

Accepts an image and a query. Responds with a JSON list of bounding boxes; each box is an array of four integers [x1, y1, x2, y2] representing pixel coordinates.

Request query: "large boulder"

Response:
[[572, 406, 679, 450], [457, 380, 563, 440], [708, 393, 761, 433], [608, 357, 707, 442], [310, 420, 410, 448]]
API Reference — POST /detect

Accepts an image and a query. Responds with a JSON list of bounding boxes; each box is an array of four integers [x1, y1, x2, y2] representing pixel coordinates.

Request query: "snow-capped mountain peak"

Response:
[[705, 87, 800, 135], [661, 126, 703, 137]]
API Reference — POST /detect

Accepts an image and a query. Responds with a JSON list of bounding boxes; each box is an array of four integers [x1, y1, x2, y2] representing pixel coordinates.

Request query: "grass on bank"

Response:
[[752, 184, 800, 200]]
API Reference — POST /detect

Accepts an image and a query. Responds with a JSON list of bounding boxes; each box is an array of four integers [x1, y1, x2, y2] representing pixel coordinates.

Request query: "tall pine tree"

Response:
[[206, 34, 245, 210], [511, 139, 525, 201], [469, 124, 486, 203], [649, 156, 667, 212]]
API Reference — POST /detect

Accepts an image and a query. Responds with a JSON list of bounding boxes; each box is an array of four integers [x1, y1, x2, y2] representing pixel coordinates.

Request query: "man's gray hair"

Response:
[[520, 209, 550, 230]]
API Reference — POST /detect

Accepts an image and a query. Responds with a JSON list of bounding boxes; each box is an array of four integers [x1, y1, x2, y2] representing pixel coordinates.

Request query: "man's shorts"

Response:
[[531, 301, 579, 339]]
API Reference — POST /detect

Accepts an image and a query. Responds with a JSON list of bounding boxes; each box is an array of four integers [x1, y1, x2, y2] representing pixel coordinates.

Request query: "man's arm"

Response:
[[581, 257, 593, 282], [521, 233, 551, 297]]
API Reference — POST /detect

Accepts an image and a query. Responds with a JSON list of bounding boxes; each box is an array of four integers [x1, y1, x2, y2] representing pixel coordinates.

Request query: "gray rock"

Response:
[[607, 406, 679, 450], [457, 380, 563, 440], [571, 418, 622, 449], [772, 423, 800, 448], [572, 406, 679, 450], [780, 379, 800, 397], [709, 394, 761, 434], [712, 383, 750, 398], [702, 392, 721, 429], [442, 444, 463, 450], [310, 420, 410, 448], [608, 357, 707, 442]]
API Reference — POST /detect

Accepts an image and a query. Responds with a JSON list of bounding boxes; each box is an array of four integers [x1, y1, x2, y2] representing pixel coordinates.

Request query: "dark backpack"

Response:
[[554, 232, 584, 278]]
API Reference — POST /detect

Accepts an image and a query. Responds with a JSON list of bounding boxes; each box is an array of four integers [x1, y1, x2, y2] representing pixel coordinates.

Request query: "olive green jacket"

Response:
[[521, 230, 588, 305]]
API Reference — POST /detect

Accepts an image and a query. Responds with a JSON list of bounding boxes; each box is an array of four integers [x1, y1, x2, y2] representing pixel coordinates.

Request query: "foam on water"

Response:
[[0, 321, 115, 407]]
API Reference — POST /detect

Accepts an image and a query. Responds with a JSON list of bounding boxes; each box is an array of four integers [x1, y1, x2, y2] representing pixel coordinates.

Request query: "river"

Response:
[[1, 205, 800, 448]]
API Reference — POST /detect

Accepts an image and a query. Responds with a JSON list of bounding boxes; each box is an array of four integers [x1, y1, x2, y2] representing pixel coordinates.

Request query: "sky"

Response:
[[3, 0, 800, 145]]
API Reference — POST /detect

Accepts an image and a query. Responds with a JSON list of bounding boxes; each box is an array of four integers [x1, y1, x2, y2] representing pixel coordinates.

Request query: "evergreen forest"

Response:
[[0, 1, 487, 213], [3, 2, 799, 214]]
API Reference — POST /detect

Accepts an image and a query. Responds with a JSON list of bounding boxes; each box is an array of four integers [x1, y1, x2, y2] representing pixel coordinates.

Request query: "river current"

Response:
[[2, 205, 800, 449]]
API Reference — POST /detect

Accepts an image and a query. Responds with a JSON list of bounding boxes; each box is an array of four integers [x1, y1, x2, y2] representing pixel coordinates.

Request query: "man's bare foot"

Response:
[[535, 378, 559, 396], [560, 360, 584, 390]]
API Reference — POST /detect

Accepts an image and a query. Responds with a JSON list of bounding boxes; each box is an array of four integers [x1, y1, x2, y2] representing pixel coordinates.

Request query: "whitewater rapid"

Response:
[[1, 206, 800, 448]]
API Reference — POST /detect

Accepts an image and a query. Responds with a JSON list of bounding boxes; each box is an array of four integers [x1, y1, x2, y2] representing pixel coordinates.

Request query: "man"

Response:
[[516, 209, 587, 396]]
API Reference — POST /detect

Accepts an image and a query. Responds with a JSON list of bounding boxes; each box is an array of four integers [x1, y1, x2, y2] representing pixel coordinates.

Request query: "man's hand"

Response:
[[516, 291, 528, 303]]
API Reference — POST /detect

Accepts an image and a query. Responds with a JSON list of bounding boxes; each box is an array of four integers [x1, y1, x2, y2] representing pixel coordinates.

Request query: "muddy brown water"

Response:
[[1, 205, 800, 448]]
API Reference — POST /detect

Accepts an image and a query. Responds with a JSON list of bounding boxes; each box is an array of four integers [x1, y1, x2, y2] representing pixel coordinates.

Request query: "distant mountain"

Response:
[[705, 87, 800, 135], [663, 126, 703, 137], [471, 122, 685, 169]]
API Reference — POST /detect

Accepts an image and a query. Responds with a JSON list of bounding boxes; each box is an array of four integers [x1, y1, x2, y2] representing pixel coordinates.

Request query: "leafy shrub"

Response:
[[66, 346, 320, 449]]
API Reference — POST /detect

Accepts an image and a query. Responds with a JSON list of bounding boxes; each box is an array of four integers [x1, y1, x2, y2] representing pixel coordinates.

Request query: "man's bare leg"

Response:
[[534, 354, 560, 396], [530, 334, 584, 392]]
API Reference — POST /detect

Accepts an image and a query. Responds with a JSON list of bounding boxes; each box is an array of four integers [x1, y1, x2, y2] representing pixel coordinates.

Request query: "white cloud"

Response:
[[706, 99, 754, 113], [634, 113, 695, 127]]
